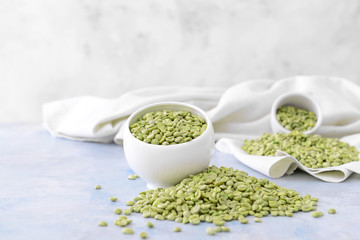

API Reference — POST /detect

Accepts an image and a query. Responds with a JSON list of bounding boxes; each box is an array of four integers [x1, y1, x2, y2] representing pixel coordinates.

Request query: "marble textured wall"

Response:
[[1, 0, 360, 122]]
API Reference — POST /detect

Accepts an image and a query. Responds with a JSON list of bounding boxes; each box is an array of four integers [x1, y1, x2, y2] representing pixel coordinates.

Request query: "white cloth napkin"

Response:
[[215, 137, 360, 183], [43, 76, 360, 182]]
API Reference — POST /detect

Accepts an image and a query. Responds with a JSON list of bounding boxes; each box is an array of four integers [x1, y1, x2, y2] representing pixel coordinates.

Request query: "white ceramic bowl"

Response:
[[271, 92, 323, 134], [123, 102, 215, 189]]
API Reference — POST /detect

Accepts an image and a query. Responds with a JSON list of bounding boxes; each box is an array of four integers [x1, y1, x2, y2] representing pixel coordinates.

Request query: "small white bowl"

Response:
[[271, 92, 322, 134], [123, 102, 215, 189]]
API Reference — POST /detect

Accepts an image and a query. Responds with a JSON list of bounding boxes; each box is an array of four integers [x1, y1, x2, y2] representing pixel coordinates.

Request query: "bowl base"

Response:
[[147, 182, 172, 190]]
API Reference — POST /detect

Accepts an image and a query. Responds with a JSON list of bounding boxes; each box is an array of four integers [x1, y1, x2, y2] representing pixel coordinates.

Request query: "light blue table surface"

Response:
[[1, 124, 359, 240]]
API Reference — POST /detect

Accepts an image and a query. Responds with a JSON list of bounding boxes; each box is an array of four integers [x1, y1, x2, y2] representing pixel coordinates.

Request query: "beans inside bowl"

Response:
[[129, 110, 207, 145]]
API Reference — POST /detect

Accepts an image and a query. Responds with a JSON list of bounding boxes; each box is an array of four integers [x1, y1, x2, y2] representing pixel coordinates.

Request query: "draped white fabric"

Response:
[[43, 76, 360, 182]]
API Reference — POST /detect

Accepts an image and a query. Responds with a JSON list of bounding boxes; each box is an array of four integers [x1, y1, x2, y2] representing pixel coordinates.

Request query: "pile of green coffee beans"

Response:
[[242, 131, 359, 168], [126, 166, 319, 226], [129, 110, 207, 145], [276, 105, 317, 132]]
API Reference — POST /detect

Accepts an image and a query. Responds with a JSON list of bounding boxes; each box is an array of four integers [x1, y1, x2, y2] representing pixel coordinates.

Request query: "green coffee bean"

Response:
[[95, 185, 101, 190], [242, 131, 359, 169], [223, 215, 233, 221], [142, 211, 151, 218], [133, 196, 142, 202], [147, 222, 154, 228], [109, 196, 118, 202], [189, 218, 200, 225], [271, 211, 278, 216], [254, 217, 262, 223], [98, 221, 107, 227], [140, 232, 148, 239], [301, 206, 312, 212], [182, 216, 189, 224], [123, 209, 132, 215], [276, 105, 317, 132], [126, 201, 135, 206], [206, 227, 216, 235], [221, 226, 230, 232], [122, 227, 134, 234], [213, 219, 225, 226], [154, 214, 164, 220], [175, 217, 183, 223], [166, 215, 176, 221], [118, 219, 128, 227], [128, 174, 139, 180], [205, 215, 213, 223], [328, 208, 336, 214], [114, 208, 122, 215], [239, 218, 249, 224], [173, 227, 181, 232], [285, 211, 293, 217], [129, 110, 207, 145], [312, 211, 323, 218], [114, 217, 129, 227]]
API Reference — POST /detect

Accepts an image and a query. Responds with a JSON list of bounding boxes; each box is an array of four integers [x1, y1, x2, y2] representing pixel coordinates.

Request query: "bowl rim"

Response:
[[124, 101, 214, 147]]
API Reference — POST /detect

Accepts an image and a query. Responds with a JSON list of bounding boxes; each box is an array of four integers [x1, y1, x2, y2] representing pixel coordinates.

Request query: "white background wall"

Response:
[[1, 0, 360, 122]]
